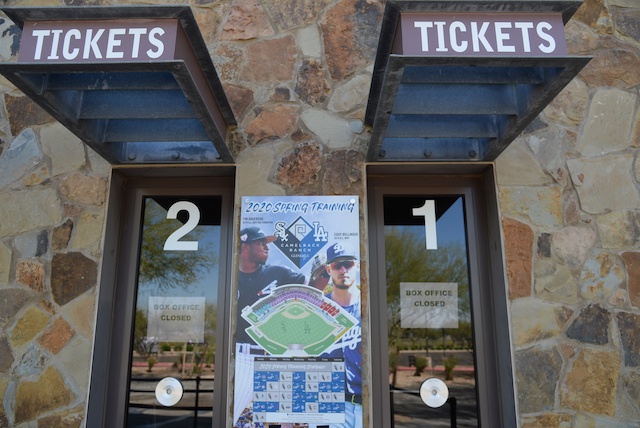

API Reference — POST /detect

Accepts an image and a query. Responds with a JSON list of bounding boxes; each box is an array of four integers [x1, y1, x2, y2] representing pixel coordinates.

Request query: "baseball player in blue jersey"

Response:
[[323, 242, 362, 428]]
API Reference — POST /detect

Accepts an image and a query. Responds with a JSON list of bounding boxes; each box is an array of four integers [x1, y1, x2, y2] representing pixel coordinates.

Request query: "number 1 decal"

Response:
[[163, 201, 200, 251], [413, 200, 437, 250]]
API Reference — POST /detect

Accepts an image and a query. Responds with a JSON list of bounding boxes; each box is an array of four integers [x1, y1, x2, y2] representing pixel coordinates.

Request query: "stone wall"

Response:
[[496, 0, 640, 426], [219, 0, 375, 198], [0, 8, 113, 428], [0, 0, 638, 426], [0, 32, 111, 426]]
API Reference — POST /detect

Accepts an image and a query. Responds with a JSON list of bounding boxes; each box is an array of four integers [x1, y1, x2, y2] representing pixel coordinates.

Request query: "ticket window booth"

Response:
[[0, 2, 589, 427], [367, 167, 515, 427], [88, 174, 235, 427], [0, 6, 239, 427], [363, 2, 588, 426]]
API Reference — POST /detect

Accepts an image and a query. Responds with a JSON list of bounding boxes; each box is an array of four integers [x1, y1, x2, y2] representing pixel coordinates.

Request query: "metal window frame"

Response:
[[366, 163, 515, 427], [87, 168, 235, 427]]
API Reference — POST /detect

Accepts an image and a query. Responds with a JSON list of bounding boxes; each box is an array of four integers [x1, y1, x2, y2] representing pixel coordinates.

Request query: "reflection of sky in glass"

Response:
[[436, 198, 465, 247], [135, 198, 221, 315], [388, 197, 467, 250], [384, 196, 471, 321]]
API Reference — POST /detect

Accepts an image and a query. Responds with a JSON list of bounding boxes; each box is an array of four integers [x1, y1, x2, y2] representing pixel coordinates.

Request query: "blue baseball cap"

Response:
[[326, 242, 357, 263]]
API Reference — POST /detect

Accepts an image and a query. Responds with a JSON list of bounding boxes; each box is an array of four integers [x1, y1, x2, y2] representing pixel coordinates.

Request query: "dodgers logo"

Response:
[[272, 216, 327, 268]]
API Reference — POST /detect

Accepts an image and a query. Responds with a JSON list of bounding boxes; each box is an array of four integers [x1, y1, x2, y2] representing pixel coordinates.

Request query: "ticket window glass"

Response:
[[88, 177, 233, 428], [368, 174, 515, 428], [127, 195, 223, 426], [383, 195, 478, 426]]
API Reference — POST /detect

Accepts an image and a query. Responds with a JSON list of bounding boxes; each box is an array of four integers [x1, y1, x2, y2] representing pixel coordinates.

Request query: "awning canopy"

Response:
[[365, 0, 590, 162], [0, 6, 236, 164]]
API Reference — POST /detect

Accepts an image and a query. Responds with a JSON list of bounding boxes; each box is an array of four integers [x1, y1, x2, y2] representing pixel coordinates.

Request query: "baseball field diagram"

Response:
[[241, 284, 358, 356]]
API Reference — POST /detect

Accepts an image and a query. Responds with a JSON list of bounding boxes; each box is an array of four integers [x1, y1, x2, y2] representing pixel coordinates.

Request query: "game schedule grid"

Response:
[[252, 357, 346, 424]]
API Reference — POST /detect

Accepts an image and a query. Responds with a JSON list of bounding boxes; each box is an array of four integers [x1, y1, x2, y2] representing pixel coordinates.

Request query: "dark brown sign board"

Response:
[[19, 19, 179, 63], [400, 12, 567, 56]]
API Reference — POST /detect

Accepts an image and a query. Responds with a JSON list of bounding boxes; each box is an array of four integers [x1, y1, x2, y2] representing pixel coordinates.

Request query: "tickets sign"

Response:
[[401, 12, 567, 56], [17, 19, 179, 63]]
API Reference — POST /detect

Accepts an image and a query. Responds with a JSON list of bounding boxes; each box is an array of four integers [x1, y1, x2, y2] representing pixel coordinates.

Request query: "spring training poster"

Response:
[[234, 195, 362, 428]]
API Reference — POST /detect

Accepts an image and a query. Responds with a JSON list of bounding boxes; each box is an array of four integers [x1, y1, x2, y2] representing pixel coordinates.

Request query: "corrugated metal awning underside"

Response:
[[365, 1, 590, 162], [0, 6, 236, 165]]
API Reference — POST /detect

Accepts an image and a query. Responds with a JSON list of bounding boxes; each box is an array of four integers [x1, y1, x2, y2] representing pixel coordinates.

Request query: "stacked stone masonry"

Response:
[[0, 0, 638, 426]]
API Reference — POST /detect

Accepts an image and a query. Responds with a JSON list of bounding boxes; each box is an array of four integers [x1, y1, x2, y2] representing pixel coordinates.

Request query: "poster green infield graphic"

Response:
[[241, 284, 357, 356]]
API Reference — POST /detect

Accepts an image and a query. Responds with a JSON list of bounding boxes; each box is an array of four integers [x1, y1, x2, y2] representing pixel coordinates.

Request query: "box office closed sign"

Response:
[[400, 283, 458, 329], [148, 296, 206, 342]]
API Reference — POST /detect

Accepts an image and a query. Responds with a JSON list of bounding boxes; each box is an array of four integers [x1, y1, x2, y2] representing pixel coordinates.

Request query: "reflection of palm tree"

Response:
[[134, 309, 153, 358], [204, 303, 217, 356], [138, 199, 217, 290], [384, 226, 469, 387], [132, 199, 220, 370]]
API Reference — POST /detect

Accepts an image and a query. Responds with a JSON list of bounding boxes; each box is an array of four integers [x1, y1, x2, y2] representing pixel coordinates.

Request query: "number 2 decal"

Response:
[[163, 201, 200, 251]]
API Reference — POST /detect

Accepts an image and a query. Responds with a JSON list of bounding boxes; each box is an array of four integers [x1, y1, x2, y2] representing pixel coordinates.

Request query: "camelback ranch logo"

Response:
[[272, 216, 328, 268]]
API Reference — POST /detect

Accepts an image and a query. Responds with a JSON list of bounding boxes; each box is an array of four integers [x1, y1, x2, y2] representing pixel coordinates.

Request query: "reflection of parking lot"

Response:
[[398, 349, 474, 368], [128, 377, 215, 427], [131, 347, 215, 379], [391, 383, 478, 428], [390, 352, 478, 428]]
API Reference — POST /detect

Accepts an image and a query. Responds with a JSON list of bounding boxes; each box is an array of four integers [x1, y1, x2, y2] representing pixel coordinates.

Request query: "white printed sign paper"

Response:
[[147, 296, 206, 342], [400, 283, 458, 329]]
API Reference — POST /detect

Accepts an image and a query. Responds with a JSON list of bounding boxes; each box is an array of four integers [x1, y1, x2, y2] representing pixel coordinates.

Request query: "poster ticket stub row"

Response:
[[253, 357, 346, 424]]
